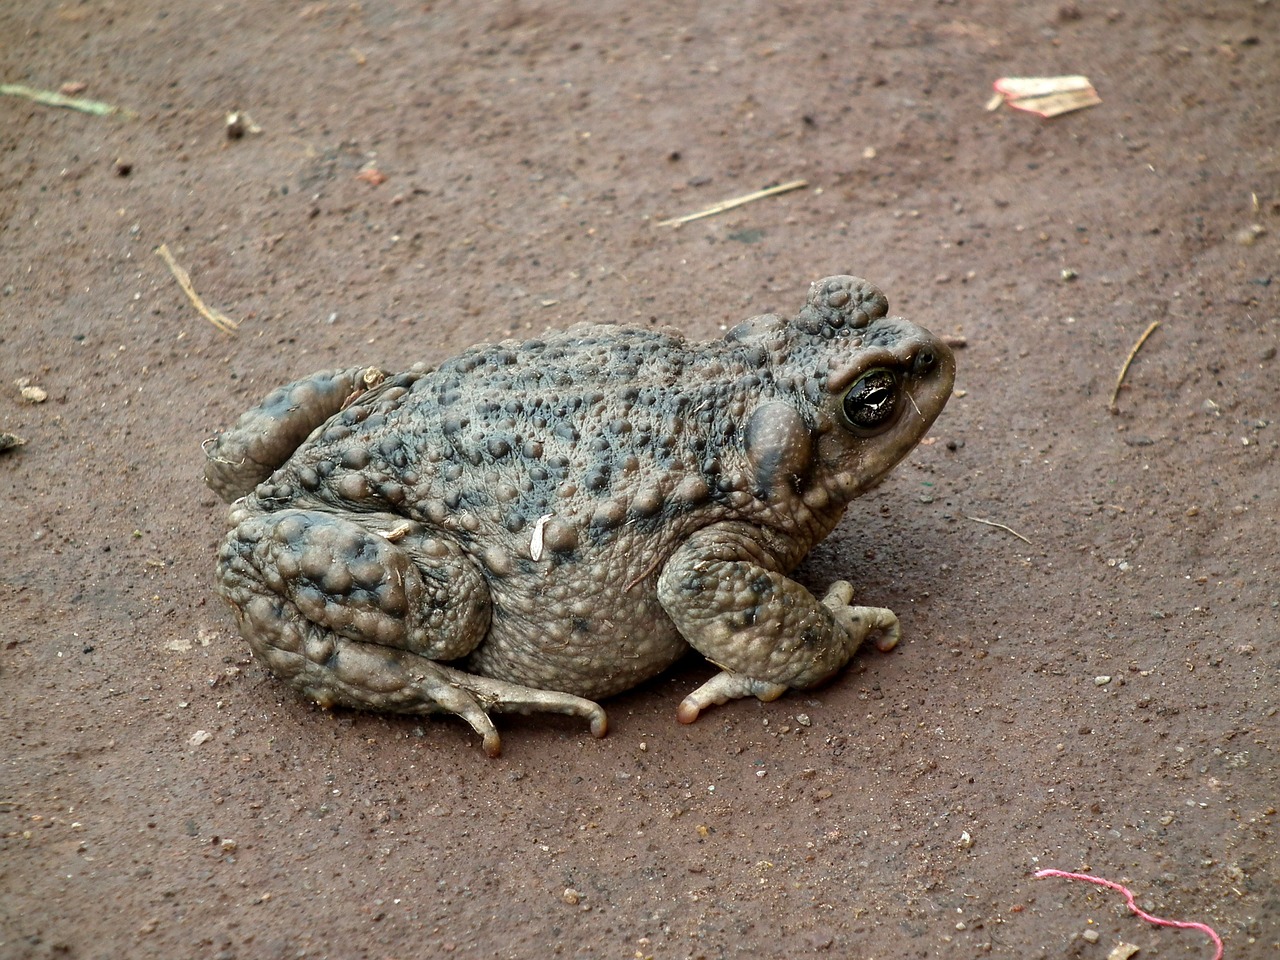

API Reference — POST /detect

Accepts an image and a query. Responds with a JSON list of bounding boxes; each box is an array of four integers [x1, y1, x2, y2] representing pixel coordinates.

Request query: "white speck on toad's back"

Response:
[[530, 513, 554, 561]]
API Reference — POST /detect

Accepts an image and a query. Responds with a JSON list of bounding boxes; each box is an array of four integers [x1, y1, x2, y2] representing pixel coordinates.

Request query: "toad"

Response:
[[205, 275, 954, 755]]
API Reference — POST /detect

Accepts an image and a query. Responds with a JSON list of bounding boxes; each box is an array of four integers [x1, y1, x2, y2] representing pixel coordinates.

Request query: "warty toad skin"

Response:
[[204, 275, 955, 755]]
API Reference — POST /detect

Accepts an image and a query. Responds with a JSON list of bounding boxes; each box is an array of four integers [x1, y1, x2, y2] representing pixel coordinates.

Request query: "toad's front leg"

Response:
[[217, 508, 607, 755], [656, 524, 900, 723]]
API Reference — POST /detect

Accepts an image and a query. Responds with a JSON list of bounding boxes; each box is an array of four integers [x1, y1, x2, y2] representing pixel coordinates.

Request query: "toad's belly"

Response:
[[463, 576, 689, 699]]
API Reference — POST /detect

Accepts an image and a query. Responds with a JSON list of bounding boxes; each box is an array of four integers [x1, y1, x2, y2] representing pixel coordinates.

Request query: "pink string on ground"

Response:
[[1034, 869, 1224, 960]]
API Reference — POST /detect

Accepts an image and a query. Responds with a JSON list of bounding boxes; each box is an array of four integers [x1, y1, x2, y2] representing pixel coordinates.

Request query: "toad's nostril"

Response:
[[913, 347, 938, 376]]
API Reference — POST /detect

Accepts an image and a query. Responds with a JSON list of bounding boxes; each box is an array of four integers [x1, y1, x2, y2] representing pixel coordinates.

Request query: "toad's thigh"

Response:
[[217, 509, 489, 660]]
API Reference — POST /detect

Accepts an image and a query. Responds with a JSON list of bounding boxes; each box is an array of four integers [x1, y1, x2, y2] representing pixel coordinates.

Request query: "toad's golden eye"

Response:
[[840, 368, 900, 433]]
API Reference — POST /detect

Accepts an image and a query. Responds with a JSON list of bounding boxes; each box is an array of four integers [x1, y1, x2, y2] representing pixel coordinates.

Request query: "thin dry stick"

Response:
[[966, 516, 1032, 544], [1109, 320, 1160, 411], [0, 82, 135, 118], [656, 179, 808, 227], [156, 244, 239, 334]]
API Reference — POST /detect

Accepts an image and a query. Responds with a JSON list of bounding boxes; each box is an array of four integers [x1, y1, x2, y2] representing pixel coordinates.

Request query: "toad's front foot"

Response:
[[677, 672, 787, 724], [673, 580, 901, 724], [822, 580, 901, 653]]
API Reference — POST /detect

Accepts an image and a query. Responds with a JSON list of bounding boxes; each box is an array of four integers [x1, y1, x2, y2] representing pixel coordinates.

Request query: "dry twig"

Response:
[[156, 244, 239, 334], [1109, 321, 1160, 412], [656, 179, 808, 227], [966, 516, 1032, 544]]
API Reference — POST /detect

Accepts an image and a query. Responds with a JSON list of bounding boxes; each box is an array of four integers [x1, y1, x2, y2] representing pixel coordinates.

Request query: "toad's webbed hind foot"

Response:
[[233, 597, 608, 756], [439, 670, 609, 757], [230, 593, 609, 757], [294, 638, 608, 757]]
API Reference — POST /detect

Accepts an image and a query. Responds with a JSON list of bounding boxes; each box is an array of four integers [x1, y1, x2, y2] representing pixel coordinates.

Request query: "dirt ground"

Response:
[[2, 1, 1277, 958]]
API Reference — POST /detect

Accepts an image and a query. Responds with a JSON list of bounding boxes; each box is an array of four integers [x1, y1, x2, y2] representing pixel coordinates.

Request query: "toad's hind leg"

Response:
[[217, 509, 607, 755], [204, 366, 384, 502]]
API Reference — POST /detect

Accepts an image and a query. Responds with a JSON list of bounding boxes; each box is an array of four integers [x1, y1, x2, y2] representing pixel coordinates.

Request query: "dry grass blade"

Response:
[[0, 82, 136, 118], [156, 244, 239, 334], [656, 179, 808, 227], [1109, 321, 1160, 412], [966, 516, 1032, 544]]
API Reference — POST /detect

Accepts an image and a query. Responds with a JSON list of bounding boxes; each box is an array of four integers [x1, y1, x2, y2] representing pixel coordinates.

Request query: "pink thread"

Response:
[[1034, 869, 1224, 960]]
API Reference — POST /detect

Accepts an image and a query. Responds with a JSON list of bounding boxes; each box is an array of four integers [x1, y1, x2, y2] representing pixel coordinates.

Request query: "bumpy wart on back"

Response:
[[205, 275, 955, 755]]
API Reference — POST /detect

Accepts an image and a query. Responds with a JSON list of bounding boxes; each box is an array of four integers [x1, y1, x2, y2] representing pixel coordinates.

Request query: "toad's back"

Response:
[[258, 323, 784, 550]]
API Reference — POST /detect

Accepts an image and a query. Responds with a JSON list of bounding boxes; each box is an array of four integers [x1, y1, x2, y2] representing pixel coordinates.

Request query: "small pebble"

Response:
[[1082, 929, 1100, 944], [561, 888, 580, 905], [1234, 224, 1265, 245], [1094, 675, 1112, 686]]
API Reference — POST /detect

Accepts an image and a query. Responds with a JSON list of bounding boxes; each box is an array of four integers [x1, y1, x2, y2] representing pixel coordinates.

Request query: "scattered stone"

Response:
[[16, 378, 47, 403], [561, 887, 581, 905], [1234, 224, 1265, 245], [224, 110, 261, 139]]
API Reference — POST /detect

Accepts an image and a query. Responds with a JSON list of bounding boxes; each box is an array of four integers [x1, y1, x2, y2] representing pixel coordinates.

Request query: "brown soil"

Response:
[[2, 2, 1277, 958]]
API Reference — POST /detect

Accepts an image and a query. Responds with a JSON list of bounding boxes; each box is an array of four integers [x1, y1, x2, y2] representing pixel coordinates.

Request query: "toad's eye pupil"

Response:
[[863, 386, 890, 407], [843, 369, 900, 431]]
